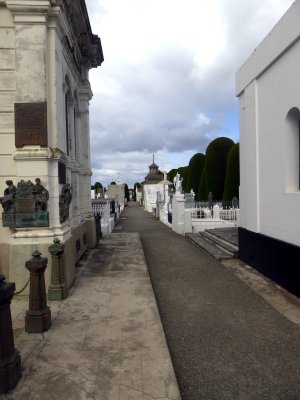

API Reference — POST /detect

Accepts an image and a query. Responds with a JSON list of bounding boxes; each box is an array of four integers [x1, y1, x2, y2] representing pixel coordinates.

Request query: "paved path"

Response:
[[5, 233, 181, 400], [117, 203, 300, 400]]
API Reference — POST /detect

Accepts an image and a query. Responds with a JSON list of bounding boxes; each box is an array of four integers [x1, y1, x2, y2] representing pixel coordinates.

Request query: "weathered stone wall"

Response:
[[0, 0, 101, 288]]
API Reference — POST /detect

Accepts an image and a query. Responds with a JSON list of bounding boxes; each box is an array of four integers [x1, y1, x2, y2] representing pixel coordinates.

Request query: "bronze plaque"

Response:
[[15, 197, 35, 213], [15, 102, 47, 147]]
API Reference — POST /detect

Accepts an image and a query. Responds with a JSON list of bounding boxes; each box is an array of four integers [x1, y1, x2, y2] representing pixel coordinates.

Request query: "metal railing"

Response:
[[91, 199, 111, 217], [188, 202, 239, 221]]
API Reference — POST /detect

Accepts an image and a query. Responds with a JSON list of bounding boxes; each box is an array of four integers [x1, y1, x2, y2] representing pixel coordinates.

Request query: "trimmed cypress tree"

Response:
[[205, 137, 234, 200], [133, 182, 141, 201], [198, 166, 207, 200], [186, 153, 205, 195], [167, 168, 178, 183], [223, 143, 240, 201]]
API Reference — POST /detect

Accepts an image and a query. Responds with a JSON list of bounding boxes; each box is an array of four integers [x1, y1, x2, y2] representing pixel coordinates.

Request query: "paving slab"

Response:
[[3, 232, 181, 400]]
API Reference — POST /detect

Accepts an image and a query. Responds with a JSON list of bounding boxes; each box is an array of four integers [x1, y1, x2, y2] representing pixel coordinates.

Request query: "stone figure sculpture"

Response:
[[0, 180, 16, 212], [173, 173, 183, 193], [59, 184, 72, 223], [33, 178, 49, 212]]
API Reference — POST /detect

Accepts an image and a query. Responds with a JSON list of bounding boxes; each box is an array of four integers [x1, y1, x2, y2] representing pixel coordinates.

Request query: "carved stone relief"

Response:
[[0, 179, 49, 228]]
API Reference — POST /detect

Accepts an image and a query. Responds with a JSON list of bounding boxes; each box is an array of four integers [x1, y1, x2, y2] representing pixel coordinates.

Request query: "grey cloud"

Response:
[[87, 0, 293, 187]]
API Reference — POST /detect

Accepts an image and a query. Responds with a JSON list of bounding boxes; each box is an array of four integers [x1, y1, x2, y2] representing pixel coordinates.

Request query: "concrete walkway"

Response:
[[117, 203, 300, 400], [4, 233, 181, 400]]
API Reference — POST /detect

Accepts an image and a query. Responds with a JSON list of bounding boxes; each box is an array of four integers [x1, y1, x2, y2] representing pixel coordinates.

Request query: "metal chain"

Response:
[[13, 276, 30, 296]]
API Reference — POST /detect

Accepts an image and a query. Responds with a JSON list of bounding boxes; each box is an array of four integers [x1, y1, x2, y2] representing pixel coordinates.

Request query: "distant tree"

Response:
[[93, 182, 103, 198], [198, 166, 207, 200], [94, 181, 102, 189], [133, 182, 141, 201], [223, 143, 240, 201], [167, 169, 177, 183], [124, 184, 130, 201], [110, 181, 116, 185], [186, 153, 205, 197], [177, 166, 189, 192], [205, 137, 234, 200]]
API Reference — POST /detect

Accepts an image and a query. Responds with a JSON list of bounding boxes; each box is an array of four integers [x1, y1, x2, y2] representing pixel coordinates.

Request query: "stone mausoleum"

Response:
[[236, 0, 300, 296], [142, 157, 165, 213], [0, 0, 103, 293]]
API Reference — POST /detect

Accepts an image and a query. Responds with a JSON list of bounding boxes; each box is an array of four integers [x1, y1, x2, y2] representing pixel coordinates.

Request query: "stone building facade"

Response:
[[106, 183, 125, 205], [0, 0, 103, 292], [236, 0, 300, 296], [142, 158, 165, 212]]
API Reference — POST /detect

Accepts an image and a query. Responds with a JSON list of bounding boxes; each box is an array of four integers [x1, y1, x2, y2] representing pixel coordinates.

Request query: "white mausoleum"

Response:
[[0, 0, 103, 292], [236, 0, 300, 295]]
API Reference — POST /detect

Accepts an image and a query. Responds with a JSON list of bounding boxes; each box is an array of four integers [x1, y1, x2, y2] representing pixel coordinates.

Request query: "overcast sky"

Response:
[[85, 0, 295, 187]]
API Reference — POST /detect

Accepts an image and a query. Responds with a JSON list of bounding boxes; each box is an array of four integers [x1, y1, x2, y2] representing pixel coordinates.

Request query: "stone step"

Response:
[[186, 233, 233, 261], [200, 231, 238, 257]]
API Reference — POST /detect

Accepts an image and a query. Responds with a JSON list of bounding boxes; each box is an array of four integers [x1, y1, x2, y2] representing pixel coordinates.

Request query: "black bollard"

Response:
[[95, 212, 102, 242], [48, 238, 67, 301], [208, 191, 213, 210], [0, 274, 21, 393], [25, 251, 51, 333]]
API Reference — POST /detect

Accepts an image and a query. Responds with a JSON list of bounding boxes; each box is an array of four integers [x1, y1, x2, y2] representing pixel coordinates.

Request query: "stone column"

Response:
[[25, 251, 51, 333], [172, 193, 186, 235], [48, 239, 67, 301], [0, 275, 22, 393], [78, 82, 93, 220], [162, 185, 169, 224]]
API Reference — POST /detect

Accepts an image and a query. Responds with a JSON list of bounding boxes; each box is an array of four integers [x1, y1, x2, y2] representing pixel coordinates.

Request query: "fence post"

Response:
[[213, 204, 220, 219], [0, 274, 22, 393], [184, 209, 192, 233], [25, 251, 51, 333], [48, 238, 67, 301]]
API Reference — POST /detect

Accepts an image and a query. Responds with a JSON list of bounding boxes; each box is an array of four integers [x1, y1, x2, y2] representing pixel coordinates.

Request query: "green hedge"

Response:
[[198, 166, 207, 200], [177, 166, 189, 192], [186, 153, 205, 196], [205, 137, 234, 200], [223, 143, 239, 201]]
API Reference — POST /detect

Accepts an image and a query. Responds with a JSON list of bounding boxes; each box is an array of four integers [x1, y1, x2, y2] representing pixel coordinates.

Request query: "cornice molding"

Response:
[[13, 147, 51, 160], [5, 0, 50, 13]]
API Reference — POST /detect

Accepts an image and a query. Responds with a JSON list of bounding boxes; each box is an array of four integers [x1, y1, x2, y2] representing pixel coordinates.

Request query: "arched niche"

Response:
[[285, 107, 300, 191]]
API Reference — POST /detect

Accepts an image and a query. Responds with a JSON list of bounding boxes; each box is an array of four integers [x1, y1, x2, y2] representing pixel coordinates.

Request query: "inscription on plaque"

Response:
[[15, 102, 48, 147]]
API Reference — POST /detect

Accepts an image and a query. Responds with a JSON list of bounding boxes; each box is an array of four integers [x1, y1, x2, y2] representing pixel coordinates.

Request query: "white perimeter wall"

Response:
[[237, 0, 300, 247]]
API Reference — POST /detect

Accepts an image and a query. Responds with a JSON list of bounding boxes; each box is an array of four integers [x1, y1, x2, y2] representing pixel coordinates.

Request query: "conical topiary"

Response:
[[198, 166, 207, 200], [205, 137, 234, 200], [223, 143, 240, 201], [186, 153, 205, 196]]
